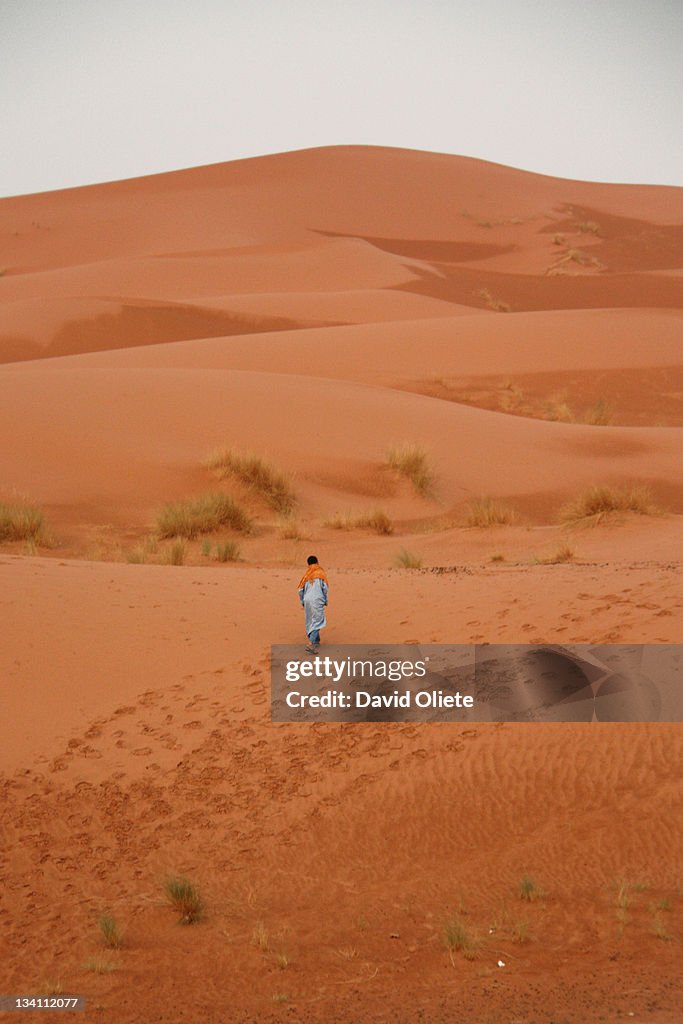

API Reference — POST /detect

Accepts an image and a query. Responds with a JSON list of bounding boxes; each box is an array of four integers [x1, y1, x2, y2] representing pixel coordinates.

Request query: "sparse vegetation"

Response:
[[443, 916, 479, 959], [519, 875, 542, 902], [156, 493, 252, 539], [85, 956, 118, 973], [98, 912, 123, 949], [652, 914, 673, 941], [164, 875, 203, 924], [393, 547, 423, 569], [535, 544, 576, 565], [478, 288, 511, 313], [386, 444, 435, 497], [0, 501, 48, 543], [161, 540, 187, 565], [543, 392, 573, 422], [575, 220, 602, 236], [252, 921, 270, 951], [125, 536, 159, 564], [559, 485, 660, 526], [205, 448, 296, 514], [278, 515, 302, 540], [323, 510, 393, 534], [355, 510, 393, 535], [274, 952, 290, 969], [271, 993, 290, 1004], [582, 399, 613, 426], [465, 497, 517, 527], [214, 540, 241, 562], [489, 552, 505, 563]]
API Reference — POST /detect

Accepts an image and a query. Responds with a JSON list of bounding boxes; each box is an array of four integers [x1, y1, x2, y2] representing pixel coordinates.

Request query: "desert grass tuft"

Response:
[[271, 993, 290, 1004], [465, 496, 517, 527], [652, 914, 673, 941], [214, 540, 241, 562], [393, 547, 422, 569], [85, 955, 118, 973], [205, 448, 296, 514], [161, 540, 187, 566], [0, 501, 48, 543], [164, 875, 203, 924], [575, 220, 603, 236], [582, 399, 613, 426], [157, 493, 252, 539], [386, 444, 435, 497], [535, 544, 576, 565], [478, 287, 511, 312], [489, 552, 505, 563], [278, 515, 302, 540], [443, 916, 479, 959], [252, 921, 270, 951], [519, 875, 542, 902], [559, 485, 661, 526], [323, 510, 393, 534], [355, 509, 393, 535], [98, 912, 123, 949]]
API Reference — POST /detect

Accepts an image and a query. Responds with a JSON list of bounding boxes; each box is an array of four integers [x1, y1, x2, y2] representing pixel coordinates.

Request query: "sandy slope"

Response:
[[1, 146, 682, 1023]]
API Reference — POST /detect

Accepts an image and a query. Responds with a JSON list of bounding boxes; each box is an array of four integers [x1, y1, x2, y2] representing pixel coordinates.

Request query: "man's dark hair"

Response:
[[307, 555, 318, 565]]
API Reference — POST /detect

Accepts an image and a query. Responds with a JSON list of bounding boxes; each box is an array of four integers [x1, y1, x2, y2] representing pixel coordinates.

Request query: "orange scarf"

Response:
[[297, 565, 329, 589]]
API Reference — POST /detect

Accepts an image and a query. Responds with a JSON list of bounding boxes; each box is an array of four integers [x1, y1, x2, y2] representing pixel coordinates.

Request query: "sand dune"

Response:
[[1, 146, 682, 1023]]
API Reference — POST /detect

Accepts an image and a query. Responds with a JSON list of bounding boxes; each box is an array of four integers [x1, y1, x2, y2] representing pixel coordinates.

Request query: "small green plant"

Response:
[[465, 497, 517, 527], [443, 916, 478, 959], [0, 501, 47, 543], [393, 547, 422, 569], [205, 448, 296, 514], [156, 493, 252, 539], [201, 538, 212, 557], [559, 485, 660, 526], [653, 897, 672, 912], [519, 875, 542, 902], [214, 540, 241, 562], [98, 912, 123, 949], [386, 444, 435, 496], [164, 876, 203, 924]]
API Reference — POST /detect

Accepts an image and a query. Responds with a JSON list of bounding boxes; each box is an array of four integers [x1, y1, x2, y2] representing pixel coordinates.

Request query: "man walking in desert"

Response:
[[298, 555, 329, 653]]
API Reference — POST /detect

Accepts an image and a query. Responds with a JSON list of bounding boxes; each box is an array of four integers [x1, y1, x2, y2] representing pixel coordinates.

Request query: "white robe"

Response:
[[299, 577, 328, 636]]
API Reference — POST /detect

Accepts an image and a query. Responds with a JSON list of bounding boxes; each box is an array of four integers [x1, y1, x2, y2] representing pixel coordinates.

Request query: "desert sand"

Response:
[[1, 146, 682, 1023]]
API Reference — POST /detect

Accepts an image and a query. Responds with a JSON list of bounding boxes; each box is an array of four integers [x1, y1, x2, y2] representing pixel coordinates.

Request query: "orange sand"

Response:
[[1, 146, 682, 1023]]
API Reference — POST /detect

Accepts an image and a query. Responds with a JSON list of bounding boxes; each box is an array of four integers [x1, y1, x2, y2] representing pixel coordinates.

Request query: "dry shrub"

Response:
[[157, 493, 251, 539], [206, 448, 295, 514], [393, 547, 422, 569], [465, 497, 517, 527], [386, 444, 435, 496], [559, 485, 660, 526], [535, 544, 575, 564], [323, 510, 393, 534], [582, 399, 613, 426], [0, 501, 48, 543], [478, 288, 511, 313]]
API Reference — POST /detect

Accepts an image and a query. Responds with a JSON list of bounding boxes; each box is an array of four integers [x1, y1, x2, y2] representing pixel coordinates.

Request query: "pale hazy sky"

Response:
[[1, 0, 681, 197]]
